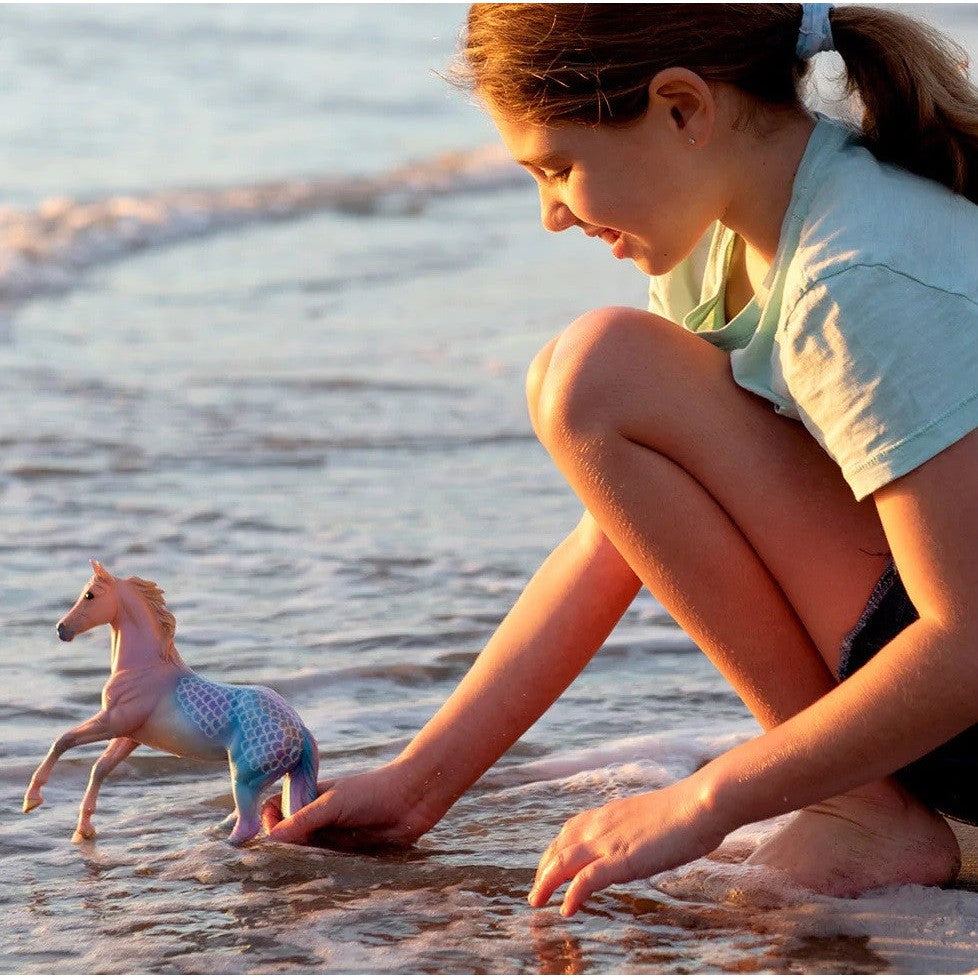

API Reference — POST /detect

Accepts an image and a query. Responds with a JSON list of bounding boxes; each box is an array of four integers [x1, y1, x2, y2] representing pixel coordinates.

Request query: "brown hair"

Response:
[[453, 4, 978, 203]]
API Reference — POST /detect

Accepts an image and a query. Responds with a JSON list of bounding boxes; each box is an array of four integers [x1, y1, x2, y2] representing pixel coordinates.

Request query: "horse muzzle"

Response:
[[56, 621, 75, 642]]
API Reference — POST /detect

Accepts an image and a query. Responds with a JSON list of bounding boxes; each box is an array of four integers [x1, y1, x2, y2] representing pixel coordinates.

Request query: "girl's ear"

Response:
[[647, 67, 716, 147]]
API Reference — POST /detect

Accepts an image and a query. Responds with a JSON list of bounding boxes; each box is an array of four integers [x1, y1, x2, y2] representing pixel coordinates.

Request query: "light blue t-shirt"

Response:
[[648, 114, 978, 500]]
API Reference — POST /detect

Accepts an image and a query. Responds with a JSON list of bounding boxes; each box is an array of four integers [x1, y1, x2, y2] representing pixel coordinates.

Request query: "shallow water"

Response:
[[4, 4, 978, 974]]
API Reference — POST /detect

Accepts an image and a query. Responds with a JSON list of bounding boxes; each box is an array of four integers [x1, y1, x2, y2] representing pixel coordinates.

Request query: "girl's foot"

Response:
[[746, 780, 960, 896]]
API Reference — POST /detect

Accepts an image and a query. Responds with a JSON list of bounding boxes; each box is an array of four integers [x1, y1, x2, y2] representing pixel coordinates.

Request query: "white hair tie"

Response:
[[796, 3, 835, 60]]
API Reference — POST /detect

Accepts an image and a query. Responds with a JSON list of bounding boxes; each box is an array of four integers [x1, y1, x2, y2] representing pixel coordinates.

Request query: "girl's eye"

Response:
[[548, 167, 572, 183], [84, 591, 94, 600]]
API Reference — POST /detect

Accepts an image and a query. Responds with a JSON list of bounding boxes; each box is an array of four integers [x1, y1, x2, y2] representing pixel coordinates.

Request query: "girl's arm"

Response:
[[266, 511, 641, 844], [530, 430, 978, 915]]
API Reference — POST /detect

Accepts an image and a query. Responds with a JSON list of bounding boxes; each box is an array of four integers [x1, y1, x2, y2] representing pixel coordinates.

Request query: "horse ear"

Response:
[[90, 558, 112, 581]]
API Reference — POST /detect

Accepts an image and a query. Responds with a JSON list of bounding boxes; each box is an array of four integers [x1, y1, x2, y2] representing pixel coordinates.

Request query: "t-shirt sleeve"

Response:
[[779, 264, 978, 501]]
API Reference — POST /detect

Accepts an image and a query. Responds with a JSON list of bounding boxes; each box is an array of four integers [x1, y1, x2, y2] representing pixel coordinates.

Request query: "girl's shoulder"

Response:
[[788, 117, 978, 305]]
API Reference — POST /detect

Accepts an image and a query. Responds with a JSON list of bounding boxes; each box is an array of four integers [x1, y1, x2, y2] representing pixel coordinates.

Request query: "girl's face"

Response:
[[488, 94, 724, 277]]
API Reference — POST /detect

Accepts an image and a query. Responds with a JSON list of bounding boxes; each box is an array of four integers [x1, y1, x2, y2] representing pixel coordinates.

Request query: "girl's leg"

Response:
[[527, 306, 959, 893]]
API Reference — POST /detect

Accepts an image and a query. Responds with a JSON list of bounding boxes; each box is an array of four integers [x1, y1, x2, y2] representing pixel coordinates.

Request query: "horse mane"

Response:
[[126, 576, 180, 663]]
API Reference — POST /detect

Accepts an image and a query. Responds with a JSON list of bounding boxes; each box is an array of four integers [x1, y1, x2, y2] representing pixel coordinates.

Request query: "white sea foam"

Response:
[[488, 729, 750, 792], [0, 144, 522, 305], [649, 818, 978, 974]]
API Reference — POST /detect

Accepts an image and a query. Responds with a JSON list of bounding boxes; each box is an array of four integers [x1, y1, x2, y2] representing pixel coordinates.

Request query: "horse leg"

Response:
[[73, 737, 139, 842], [24, 710, 114, 814], [227, 763, 264, 846], [283, 772, 313, 820], [283, 730, 319, 818]]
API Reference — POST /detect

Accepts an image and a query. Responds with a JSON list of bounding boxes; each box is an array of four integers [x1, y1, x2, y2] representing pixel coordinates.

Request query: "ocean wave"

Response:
[[0, 144, 523, 305], [484, 732, 717, 792], [0, 428, 538, 483]]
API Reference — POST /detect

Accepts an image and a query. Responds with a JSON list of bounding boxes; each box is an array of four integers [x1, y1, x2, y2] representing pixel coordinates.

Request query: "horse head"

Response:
[[57, 559, 118, 642]]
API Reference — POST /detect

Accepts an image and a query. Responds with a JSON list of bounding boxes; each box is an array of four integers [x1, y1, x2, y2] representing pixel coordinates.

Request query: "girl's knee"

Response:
[[526, 335, 560, 436], [530, 306, 672, 449]]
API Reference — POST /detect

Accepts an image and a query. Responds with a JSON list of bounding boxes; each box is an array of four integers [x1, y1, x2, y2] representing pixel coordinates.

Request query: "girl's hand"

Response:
[[261, 762, 442, 849], [528, 777, 727, 917]]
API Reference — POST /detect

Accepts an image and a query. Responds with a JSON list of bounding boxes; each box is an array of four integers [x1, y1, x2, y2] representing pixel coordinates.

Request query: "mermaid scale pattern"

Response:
[[176, 676, 234, 740], [176, 677, 305, 776], [237, 688, 305, 776]]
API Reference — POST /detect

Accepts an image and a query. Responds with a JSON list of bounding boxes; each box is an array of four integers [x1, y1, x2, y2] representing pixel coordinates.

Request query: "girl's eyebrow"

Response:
[[517, 152, 568, 170]]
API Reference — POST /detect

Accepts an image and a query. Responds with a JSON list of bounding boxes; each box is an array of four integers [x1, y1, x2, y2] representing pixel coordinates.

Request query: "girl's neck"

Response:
[[714, 109, 816, 317], [720, 109, 816, 272]]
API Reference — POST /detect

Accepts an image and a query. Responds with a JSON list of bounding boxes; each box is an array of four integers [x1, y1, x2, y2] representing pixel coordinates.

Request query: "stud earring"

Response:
[[688, 136, 697, 145]]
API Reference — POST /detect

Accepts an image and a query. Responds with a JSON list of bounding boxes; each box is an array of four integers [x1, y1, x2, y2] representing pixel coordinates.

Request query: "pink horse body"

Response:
[[23, 560, 319, 844]]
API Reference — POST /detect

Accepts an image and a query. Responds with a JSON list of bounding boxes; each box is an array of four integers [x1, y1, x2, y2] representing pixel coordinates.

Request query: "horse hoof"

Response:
[[23, 795, 42, 813], [227, 828, 258, 846]]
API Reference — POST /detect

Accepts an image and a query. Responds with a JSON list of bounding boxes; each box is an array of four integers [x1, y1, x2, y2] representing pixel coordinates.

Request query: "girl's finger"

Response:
[[266, 813, 309, 844], [263, 780, 336, 839], [532, 844, 557, 891], [532, 816, 581, 889], [560, 859, 618, 917], [528, 844, 596, 908], [260, 795, 284, 832], [267, 791, 335, 844]]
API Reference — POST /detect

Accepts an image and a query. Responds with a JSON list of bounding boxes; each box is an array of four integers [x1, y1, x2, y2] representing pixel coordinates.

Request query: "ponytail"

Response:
[[831, 6, 978, 204], [455, 4, 978, 204]]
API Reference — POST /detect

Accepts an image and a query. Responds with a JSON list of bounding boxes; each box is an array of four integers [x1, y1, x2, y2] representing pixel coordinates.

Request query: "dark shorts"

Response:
[[838, 560, 978, 825]]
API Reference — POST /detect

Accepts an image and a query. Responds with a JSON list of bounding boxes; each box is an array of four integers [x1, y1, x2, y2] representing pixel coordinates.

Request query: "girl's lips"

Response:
[[585, 226, 628, 260]]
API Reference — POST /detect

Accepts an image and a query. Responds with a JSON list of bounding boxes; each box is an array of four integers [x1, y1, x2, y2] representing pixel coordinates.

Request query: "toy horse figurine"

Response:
[[22, 560, 319, 845]]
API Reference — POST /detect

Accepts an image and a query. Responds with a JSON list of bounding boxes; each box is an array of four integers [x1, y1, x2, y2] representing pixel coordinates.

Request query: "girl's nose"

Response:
[[540, 195, 576, 234]]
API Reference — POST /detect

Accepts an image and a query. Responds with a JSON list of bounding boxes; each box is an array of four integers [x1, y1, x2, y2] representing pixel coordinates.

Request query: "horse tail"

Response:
[[282, 727, 319, 819]]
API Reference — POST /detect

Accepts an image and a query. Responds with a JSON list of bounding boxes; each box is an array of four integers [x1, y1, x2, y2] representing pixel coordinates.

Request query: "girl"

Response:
[[265, 4, 978, 918]]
